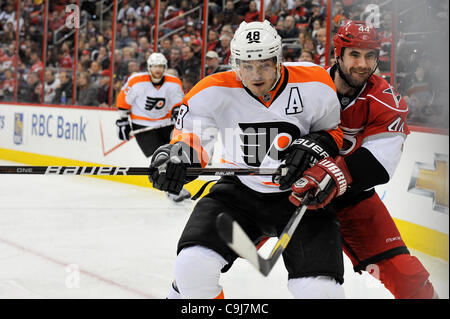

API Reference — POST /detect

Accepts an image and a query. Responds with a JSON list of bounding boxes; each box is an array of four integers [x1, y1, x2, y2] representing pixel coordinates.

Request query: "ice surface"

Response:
[[0, 160, 447, 299]]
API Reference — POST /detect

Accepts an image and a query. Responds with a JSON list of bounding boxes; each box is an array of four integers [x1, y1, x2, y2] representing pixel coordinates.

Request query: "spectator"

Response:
[[180, 45, 201, 79], [217, 35, 231, 65], [96, 46, 110, 71], [205, 51, 230, 76], [221, 0, 240, 26], [166, 68, 180, 78], [279, 15, 299, 39], [117, 26, 134, 49], [112, 77, 123, 107], [136, 0, 151, 17], [29, 52, 43, 77], [311, 19, 321, 39], [308, 3, 325, 30], [207, 29, 220, 52], [245, 1, 260, 23], [160, 38, 173, 58], [58, 41, 73, 69], [19, 72, 40, 103], [43, 69, 60, 104], [89, 61, 102, 84], [182, 72, 198, 94], [97, 70, 111, 107], [298, 49, 315, 63], [168, 47, 183, 77], [191, 39, 202, 59], [53, 71, 73, 105], [315, 27, 326, 66], [76, 71, 99, 106], [275, 18, 285, 34], [128, 60, 139, 76], [0, 69, 14, 101], [291, 0, 309, 24], [303, 35, 318, 61], [220, 24, 234, 39]]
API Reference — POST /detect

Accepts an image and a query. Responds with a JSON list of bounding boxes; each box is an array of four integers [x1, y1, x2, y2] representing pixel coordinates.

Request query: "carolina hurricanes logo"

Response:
[[383, 85, 402, 108], [145, 97, 166, 111], [238, 122, 300, 167]]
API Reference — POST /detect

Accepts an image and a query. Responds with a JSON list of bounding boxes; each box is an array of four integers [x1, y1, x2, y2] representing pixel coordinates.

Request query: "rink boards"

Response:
[[0, 103, 448, 261]]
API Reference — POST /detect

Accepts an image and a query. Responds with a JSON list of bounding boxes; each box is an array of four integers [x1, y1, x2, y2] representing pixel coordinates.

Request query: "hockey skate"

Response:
[[166, 188, 191, 203]]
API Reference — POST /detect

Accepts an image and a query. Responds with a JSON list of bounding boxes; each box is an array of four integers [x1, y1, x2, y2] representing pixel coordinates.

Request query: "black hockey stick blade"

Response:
[[216, 201, 309, 277]]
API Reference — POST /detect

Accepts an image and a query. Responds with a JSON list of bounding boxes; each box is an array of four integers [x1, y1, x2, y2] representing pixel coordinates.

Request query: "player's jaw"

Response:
[[239, 60, 278, 97], [342, 66, 372, 88], [150, 65, 165, 82]]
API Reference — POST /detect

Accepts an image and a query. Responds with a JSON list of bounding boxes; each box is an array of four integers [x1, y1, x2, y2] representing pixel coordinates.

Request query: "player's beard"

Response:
[[342, 67, 372, 88], [150, 71, 163, 84]]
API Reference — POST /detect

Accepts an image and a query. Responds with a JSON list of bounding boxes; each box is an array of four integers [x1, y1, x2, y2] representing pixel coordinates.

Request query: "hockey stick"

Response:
[[216, 192, 314, 277], [0, 166, 281, 176], [129, 123, 173, 137]]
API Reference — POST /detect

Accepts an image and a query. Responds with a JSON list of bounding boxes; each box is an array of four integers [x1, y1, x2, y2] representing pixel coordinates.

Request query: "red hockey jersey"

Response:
[[327, 65, 410, 180]]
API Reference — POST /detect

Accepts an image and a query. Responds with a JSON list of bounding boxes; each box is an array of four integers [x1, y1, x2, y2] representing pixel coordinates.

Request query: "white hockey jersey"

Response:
[[116, 72, 184, 128], [172, 62, 343, 193]]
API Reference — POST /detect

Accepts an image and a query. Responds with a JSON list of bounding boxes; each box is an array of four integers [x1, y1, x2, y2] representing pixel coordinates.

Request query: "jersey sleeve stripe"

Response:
[[116, 90, 131, 109], [164, 75, 183, 89], [170, 132, 210, 167], [183, 71, 241, 105], [366, 94, 409, 112], [326, 127, 344, 150], [127, 73, 151, 87], [286, 65, 337, 92]]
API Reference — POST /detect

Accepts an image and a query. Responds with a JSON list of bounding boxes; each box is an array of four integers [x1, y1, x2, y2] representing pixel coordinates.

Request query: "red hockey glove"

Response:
[[289, 156, 352, 209]]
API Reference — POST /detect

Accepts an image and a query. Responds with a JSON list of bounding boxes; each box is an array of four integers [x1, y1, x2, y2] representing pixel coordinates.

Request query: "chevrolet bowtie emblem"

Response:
[[408, 153, 449, 215]]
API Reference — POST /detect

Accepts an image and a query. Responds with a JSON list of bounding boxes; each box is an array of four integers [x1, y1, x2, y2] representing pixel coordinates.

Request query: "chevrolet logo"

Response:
[[408, 153, 449, 215]]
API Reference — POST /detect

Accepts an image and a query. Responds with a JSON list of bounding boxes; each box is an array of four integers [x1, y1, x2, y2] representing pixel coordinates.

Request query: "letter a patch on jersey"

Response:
[[238, 122, 300, 167]]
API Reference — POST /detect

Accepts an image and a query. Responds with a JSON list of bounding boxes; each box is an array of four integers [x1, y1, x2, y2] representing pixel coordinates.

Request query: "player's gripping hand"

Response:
[[149, 142, 193, 195], [116, 118, 132, 141], [289, 156, 352, 209], [277, 132, 339, 190]]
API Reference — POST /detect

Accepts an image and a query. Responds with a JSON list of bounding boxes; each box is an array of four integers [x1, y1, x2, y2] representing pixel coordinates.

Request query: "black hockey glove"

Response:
[[116, 118, 132, 141], [149, 142, 198, 195], [277, 132, 339, 191]]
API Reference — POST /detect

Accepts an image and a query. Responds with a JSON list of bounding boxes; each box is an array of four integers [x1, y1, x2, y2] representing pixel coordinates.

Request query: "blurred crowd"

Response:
[[0, 0, 448, 128]]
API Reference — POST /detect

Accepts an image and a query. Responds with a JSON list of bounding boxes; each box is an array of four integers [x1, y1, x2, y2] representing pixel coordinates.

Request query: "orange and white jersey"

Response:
[[172, 62, 343, 193], [116, 72, 184, 128]]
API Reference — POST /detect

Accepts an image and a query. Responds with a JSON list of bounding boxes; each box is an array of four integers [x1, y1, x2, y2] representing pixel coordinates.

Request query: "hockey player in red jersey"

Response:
[[149, 20, 347, 299], [287, 20, 437, 299]]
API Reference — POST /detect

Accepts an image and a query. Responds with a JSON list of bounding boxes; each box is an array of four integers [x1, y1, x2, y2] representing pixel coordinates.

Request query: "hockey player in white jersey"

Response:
[[149, 21, 348, 298], [115, 52, 190, 202]]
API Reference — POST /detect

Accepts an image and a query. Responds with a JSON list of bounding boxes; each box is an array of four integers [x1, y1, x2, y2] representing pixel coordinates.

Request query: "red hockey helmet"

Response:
[[333, 20, 382, 59]]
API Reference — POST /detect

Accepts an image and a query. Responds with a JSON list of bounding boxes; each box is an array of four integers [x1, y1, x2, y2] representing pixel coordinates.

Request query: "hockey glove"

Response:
[[277, 132, 339, 191], [289, 156, 353, 209], [116, 118, 132, 141], [149, 142, 195, 195]]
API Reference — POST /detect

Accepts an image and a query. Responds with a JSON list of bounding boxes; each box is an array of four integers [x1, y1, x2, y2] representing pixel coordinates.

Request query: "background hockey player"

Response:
[[287, 20, 437, 299], [115, 52, 191, 202], [148, 20, 349, 299]]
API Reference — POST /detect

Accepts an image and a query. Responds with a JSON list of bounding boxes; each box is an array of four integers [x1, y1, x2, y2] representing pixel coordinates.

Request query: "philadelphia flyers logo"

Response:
[[145, 97, 166, 111], [238, 122, 300, 167]]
